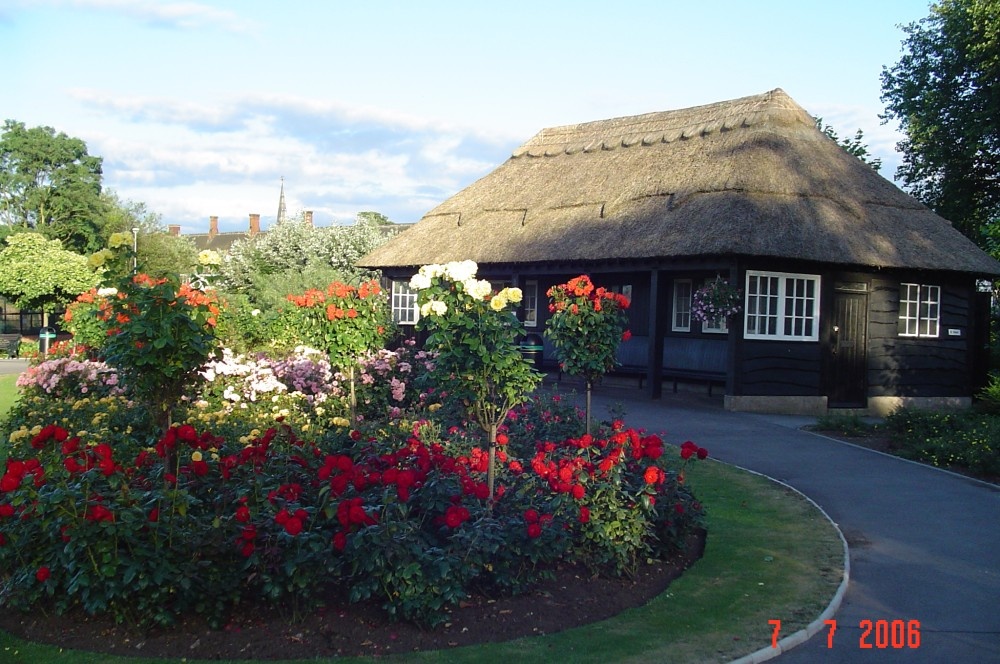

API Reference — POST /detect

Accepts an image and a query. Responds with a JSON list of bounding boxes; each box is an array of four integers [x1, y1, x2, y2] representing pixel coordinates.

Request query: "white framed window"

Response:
[[672, 280, 692, 332], [744, 271, 820, 341], [898, 283, 940, 337], [523, 280, 538, 328], [391, 280, 419, 325]]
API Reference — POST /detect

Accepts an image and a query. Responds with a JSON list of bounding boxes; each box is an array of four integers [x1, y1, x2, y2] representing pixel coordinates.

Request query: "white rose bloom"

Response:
[[430, 300, 448, 315], [409, 272, 432, 290], [419, 263, 445, 279], [465, 279, 493, 301], [97, 287, 118, 298], [445, 260, 478, 283]]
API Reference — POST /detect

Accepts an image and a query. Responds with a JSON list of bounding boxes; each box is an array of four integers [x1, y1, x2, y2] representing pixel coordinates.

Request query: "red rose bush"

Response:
[[0, 271, 708, 630]]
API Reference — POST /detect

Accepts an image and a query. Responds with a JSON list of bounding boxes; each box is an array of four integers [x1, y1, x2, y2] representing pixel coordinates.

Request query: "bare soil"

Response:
[[0, 531, 705, 660]]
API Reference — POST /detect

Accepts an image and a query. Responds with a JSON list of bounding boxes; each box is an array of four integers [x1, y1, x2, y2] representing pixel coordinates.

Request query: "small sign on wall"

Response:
[[948, 329, 962, 336]]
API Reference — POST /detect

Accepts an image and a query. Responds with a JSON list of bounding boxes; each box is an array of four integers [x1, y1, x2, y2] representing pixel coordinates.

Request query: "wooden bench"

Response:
[[0, 333, 20, 358], [662, 368, 726, 396]]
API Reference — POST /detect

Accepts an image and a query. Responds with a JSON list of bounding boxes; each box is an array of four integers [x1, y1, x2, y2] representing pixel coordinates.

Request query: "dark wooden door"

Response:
[[826, 291, 868, 407]]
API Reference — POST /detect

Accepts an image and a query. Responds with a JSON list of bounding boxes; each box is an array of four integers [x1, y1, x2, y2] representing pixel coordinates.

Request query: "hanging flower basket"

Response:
[[692, 277, 742, 323]]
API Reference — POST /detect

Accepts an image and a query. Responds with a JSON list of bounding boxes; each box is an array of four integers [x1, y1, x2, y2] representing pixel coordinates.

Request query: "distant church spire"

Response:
[[276, 176, 287, 224]]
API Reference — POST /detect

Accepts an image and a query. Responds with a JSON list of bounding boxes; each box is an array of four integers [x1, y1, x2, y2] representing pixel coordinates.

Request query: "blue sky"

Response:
[[2, 0, 933, 234]]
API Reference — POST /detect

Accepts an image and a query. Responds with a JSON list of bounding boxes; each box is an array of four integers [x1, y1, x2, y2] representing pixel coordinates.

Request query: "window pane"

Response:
[[391, 281, 418, 325], [673, 280, 692, 331], [745, 271, 818, 341], [523, 280, 538, 327]]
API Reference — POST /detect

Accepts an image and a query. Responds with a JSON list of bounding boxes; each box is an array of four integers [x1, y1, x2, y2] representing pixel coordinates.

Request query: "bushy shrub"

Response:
[[60, 287, 116, 354], [883, 407, 1000, 477], [0, 397, 707, 629], [16, 356, 122, 400], [976, 374, 1000, 414]]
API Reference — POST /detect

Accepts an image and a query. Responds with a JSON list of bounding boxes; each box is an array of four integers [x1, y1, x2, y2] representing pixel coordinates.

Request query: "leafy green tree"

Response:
[[0, 120, 106, 253], [220, 211, 394, 300], [100, 191, 198, 281], [356, 211, 392, 226], [815, 118, 883, 172], [881, 0, 1000, 244], [0, 232, 99, 326]]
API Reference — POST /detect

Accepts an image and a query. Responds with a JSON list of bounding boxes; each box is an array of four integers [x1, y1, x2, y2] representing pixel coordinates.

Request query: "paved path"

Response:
[[565, 382, 1000, 663], [0, 359, 28, 374], [0, 360, 28, 375]]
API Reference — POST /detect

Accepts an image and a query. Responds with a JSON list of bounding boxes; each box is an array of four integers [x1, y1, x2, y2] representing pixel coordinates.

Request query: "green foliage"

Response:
[[212, 292, 277, 353], [0, 380, 708, 630], [814, 118, 883, 172], [246, 263, 346, 312], [220, 212, 393, 296], [545, 275, 631, 385], [813, 412, 873, 437], [883, 407, 1000, 476], [412, 260, 541, 436], [60, 288, 114, 353], [279, 280, 392, 372], [101, 273, 218, 428], [0, 120, 106, 253], [99, 191, 198, 281], [881, 0, 1000, 245], [977, 373, 1000, 413], [0, 232, 99, 313]]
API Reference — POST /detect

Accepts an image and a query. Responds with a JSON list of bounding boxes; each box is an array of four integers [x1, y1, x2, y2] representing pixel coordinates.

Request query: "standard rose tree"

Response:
[[544, 275, 630, 433], [410, 260, 541, 500]]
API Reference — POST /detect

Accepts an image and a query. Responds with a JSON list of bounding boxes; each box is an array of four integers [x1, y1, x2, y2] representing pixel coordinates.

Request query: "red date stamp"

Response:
[[769, 619, 921, 649]]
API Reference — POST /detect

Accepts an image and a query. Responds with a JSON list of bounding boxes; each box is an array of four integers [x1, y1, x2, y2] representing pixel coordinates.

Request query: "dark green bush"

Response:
[[883, 408, 1000, 477]]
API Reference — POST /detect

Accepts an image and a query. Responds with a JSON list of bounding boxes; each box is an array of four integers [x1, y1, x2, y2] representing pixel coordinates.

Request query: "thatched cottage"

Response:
[[359, 89, 1000, 415]]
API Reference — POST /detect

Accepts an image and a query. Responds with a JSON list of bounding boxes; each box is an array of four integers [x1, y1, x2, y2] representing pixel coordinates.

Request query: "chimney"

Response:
[[168, 224, 181, 236], [209, 216, 219, 238], [304, 210, 313, 227], [249, 213, 261, 237]]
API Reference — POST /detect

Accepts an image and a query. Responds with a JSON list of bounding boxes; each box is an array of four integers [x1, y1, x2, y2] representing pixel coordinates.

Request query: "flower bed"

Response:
[[0, 266, 708, 633], [1, 373, 706, 629]]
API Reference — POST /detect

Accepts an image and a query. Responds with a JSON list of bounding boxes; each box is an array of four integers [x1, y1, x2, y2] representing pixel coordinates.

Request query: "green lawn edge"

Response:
[[0, 374, 18, 421], [0, 458, 846, 664]]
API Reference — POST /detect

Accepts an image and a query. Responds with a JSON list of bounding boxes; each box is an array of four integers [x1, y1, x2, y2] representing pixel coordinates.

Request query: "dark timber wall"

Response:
[[867, 276, 975, 398]]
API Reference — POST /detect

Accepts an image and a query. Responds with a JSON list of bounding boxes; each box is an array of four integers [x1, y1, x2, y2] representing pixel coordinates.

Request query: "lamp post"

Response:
[[131, 227, 139, 273]]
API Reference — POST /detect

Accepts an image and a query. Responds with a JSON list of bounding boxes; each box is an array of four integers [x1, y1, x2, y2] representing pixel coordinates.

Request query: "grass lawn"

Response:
[[0, 455, 846, 663], [0, 375, 19, 422]]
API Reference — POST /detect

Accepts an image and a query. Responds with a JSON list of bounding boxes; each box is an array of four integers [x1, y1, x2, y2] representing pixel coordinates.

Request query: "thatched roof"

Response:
[[359, 89, 1000, 277]]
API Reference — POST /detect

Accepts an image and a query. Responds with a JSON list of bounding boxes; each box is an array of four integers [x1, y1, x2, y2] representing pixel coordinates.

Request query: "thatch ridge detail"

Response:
[[359, 89, 1000, 277]]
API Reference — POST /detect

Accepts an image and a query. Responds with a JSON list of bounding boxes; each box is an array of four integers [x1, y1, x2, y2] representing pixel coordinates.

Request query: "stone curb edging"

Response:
[[725, 465, 851, 664]]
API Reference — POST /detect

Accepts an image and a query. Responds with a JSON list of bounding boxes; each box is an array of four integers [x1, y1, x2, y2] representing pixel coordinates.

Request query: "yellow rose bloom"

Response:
[[191, 451, 203, 462]]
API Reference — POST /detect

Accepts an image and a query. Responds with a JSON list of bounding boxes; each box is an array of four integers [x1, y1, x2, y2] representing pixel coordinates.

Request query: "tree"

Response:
[[815, 118, 883, 172], [0, 120, 106, 253], [0, 232, 99, 324], [881, 0, 1000, 245], [220, 211, 394, 301], [355, 211, 392, 226], [100, 191, 198, 280]]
